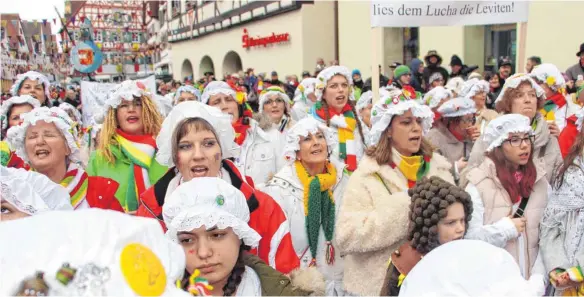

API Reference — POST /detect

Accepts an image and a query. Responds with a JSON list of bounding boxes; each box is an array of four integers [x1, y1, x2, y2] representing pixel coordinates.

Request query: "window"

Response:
[[111, 32, 119, 42], [94, 31, 102, 42], [186, 0, 196, 10], [171, 0, 180, 17], [132, 32, 140, 43], [72, 30, 80, 41]]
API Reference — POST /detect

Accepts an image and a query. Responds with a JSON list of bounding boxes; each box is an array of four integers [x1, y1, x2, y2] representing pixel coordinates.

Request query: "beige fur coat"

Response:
[[335, 153, 454, 296]]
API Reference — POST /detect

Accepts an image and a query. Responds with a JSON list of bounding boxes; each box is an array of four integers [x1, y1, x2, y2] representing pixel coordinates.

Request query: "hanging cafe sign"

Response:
[[242, 28, 290, 49]]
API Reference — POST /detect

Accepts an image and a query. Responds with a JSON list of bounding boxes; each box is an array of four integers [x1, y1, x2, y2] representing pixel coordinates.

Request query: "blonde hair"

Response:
[[97, 95, 162, 164]]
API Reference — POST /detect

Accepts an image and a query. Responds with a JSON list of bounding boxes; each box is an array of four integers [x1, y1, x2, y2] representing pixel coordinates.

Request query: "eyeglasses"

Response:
[[264, 98, 285, 105], [460, 117, 476, 124], [505, 135, 535, 147]]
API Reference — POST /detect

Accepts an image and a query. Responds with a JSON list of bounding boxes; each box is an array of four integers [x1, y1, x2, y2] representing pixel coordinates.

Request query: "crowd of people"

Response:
[[1, 42, 584, 296]]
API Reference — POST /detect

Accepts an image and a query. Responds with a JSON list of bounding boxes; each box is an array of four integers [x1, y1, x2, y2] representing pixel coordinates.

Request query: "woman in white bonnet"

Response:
[[0, 166, 72, 221], [163, 177, 309, 296], [260, 117, 350, 295], [174, 85, 201, 105], [0, 95, 40, 169], [291, 77, 319, 121], [11, 71, 52, 107]]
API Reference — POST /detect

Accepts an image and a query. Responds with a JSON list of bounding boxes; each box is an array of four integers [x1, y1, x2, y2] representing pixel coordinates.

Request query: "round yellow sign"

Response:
[[120, 243, 167, 296]]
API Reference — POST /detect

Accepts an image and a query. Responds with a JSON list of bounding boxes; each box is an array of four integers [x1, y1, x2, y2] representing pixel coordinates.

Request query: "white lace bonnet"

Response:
[[58, 102, 82, 125], [0, 209, 189, 296], [422, 86, 452, 109], [156, 101, 237, 167], [258, 86, 292, 114], [0, 95, 41, 130], [483, 114, 533, 152], [282, 117, 337, 164], [10, 71, 51, 100], [95, 80, 153, 124], [174, 85, 202, 105], [6, 107, 81, 164], [294, 78, 319, 103], [162, 177, 262, 248], [445, 76, 465, 95], [530, 63, 566, 92], [459, 78, 490, 99], [369, 88, 434, 146], [201, 81, 236, 105], [399, 240, 544, 296], [356, 90, 373, 112], [315, 66, 353, 101], [494, 73, 545, 104], [0, 166, 73, 216], [437, 97, 477, 118]]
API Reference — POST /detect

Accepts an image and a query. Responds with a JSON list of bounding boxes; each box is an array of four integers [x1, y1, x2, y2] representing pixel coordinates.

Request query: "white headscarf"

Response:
[[483, 114, 533, 152], [399, 240, 545, 296], [258, 86, 292, 114], [0, 95, 41, 130], [163, 177, 261, 248], [315, 66, 353, 101], [10, 71, 51, 100], [0, 166, 72, 215], [6, 107, 81, 164], [369, 88, 433, 146], [174, 85, 202, 105], [530, 63, 566, 91], [282, 117, 337, 164], [155, 101, 237, 167], [459, 78, 490, 99], [95, 80, 153, 124], [201, 81, 236, 105], [422, 86, 452, 109], [0, 209, 189, 296], [437, 97, 477, 118], [494, 73, 545, 104]]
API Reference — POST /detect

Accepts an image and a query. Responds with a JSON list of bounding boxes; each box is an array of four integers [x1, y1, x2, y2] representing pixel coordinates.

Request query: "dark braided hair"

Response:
[[406, 176, 473, 255], [320, 98, 367, 147], [180, 244, 249, 296]]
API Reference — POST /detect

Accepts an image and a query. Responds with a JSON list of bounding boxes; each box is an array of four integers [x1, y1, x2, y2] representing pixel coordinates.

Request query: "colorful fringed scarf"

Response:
[[295, 160, 337, 266], [115, 129, 157, 213], [390, 149, 431, 188], [313, 102, 358, 171], [540, 92, 567, 122], [233, 117, 250, 146], [60, 163, 89, 209]]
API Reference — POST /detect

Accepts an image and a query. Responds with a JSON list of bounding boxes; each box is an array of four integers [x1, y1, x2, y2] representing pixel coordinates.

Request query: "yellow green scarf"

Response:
[[390, 148, 430, 188], [295, 160, 337, 266]]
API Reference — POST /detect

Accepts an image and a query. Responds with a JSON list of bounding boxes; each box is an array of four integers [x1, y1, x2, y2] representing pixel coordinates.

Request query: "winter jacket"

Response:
[[84, 176, 125, 212], [135, 159, 300, 275], [464, 158, 548, 278], [260, 157, 349, 295], [86, 144, 169, 213], [242, 253, 311, 296], [465, 114, 562, 182], [236, 118, 286, 186], [336, 153, 454, 296], [566, 62, 584, 93], [409, 59, 425, 93]]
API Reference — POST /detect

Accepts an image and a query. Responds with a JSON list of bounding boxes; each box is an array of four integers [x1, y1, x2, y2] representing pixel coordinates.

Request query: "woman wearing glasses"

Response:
[[426, 97, 479, 183], [463, 114, 548, 280], [258, 86, 295, 133]]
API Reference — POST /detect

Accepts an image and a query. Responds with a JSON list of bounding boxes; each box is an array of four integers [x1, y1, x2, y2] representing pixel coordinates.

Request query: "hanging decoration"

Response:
[[69, 18, 103, 73], [70, 16, 76, 25]]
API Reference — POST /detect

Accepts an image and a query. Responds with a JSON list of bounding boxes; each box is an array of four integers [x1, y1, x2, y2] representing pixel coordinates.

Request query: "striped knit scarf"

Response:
[[390, 148, 431, 189], [60, 163, 89, 209], [295, 160, 337, 266], [115, 129, 157, 213], [314, 102, 358, 171], [0, 141, 28, 169], [540, 92, 567, 122]]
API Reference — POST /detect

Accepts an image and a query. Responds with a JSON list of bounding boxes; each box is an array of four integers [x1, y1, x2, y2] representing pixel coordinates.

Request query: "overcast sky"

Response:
[[0, 0, 65, 33]]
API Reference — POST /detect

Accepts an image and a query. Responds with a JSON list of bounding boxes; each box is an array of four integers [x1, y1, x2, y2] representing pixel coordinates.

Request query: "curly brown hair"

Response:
[[406, 176, 473, 254], [494, 80, 545, 114]]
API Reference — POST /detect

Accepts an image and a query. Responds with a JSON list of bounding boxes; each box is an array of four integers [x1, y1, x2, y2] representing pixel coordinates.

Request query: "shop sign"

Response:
[[242, 28, 290, 49]]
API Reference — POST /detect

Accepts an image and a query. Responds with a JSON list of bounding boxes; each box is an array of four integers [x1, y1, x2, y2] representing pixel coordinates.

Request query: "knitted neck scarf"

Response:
[[60, 162, 89, 209], [314, 101, 358, 171], [115, 129, 157, 213], [390, 148, 431, 188], [447, 125, 466, 142], [232, 117, 250, 146], [540, 92, 567, 122], [294, 160, 337, 266]]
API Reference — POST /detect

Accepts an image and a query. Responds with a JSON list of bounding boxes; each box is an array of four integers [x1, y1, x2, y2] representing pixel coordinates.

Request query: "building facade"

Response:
[[166, 0, 336, 81]]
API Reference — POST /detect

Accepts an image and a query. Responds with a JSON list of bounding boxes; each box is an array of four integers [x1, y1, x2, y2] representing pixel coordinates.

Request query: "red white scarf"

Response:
[[60, 163, 89, 209], [232, 118, 250, 146]]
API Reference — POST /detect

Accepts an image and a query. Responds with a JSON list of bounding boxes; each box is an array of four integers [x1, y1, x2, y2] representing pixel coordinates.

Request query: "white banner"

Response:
[[371, 1, 529, 27], [81, 76, 157, 128]]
